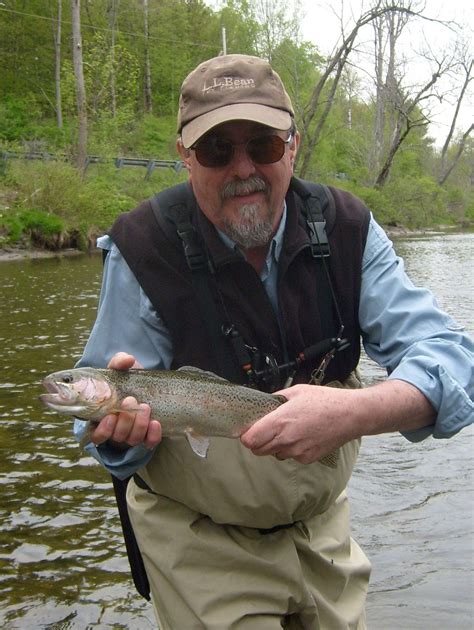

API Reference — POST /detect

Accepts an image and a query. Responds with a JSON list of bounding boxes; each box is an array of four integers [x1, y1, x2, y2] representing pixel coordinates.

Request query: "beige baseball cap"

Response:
[[177, 54, 294, 148]]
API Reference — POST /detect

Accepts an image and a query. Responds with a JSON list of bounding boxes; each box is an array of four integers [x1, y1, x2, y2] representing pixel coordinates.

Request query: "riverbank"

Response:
[[1, 224, 470, 263], [0, 245, 87, 262]]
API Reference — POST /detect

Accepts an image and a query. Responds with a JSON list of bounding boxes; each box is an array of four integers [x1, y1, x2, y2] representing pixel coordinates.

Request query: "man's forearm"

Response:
[[353, 379, 436, 437]]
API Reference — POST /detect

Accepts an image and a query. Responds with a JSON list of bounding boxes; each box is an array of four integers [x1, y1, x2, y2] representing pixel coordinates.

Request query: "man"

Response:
[[76, 54, 473, 629]]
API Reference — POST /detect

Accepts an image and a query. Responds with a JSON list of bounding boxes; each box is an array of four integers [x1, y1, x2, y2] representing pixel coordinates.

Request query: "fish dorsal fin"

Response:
[[177, 366, 230, 383], [185, 430, 211, 458], [273, 394, 288, 404]]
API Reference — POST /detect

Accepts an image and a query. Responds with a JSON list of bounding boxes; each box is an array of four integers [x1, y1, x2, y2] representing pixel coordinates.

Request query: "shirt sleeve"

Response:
[[360, 217, 474, 441], [74, 236, 174, 479]]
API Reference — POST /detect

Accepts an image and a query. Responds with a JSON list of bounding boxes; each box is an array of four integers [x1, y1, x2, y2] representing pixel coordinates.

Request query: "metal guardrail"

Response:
[[1, 150, 184, 179]]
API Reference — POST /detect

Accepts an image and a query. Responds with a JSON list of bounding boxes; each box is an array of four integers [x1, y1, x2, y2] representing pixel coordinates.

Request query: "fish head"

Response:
[[39, 368, 117, 421]]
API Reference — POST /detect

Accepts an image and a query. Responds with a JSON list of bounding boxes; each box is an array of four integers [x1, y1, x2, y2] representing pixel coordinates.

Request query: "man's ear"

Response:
[[291, 131, 300, 157], [176, 138, 192, 174], [289, 130, 300, 172]]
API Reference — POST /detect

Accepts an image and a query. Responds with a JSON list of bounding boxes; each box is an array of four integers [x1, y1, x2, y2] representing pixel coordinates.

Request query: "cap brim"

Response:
[[181, 103, 292, 148]]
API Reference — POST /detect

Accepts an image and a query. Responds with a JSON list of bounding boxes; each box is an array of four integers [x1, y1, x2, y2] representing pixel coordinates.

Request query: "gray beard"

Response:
[[221, 176, 275, 249], [222, 203, 275, 249]]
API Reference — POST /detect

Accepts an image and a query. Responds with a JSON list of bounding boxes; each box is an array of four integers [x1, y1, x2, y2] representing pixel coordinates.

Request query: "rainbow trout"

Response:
[[40, 366, 338, 466]]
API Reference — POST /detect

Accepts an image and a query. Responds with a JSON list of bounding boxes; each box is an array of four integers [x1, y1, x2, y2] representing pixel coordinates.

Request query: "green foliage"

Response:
[[20, 208, 65, 248], [327, 180, 400, 226], [0, 0, 472, 245], [383, 177, 449, 228], [85, 34, 141, 118], [0, 212, 23, 245], [0, 207, 65, 249], [0, 158, 186, 250], [116, 114, 177, 157], [0, 96, 42, 142]]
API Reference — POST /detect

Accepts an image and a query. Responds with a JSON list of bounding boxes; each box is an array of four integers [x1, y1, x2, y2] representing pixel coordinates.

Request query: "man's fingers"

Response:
[[107, 352, 143, 370], [240, 414, 280, 451], [90, 398, 161, 450], [144, 420, 162, 450], [91, 397, 141, 445], [91, 414, 118, 445], [126, 403, 152, 446], [110, 396, 141, 443]]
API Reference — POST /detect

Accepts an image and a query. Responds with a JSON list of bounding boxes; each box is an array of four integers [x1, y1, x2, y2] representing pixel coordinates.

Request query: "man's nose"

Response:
[[230, 143, 257, 179]]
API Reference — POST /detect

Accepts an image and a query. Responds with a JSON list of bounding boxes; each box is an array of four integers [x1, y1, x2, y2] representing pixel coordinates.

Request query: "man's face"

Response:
[[177, 120, 299, 250]]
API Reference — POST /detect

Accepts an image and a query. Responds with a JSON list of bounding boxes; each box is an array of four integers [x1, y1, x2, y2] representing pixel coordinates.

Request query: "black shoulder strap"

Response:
[[150, 186, 244, 383], [290, 177, 335, 258], [289, 178, 342, 341]]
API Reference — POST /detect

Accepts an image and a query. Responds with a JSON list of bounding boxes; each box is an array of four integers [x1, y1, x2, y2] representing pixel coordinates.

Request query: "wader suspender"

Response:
[[109, 178, 345, 602], [150, 187, 244, 383]]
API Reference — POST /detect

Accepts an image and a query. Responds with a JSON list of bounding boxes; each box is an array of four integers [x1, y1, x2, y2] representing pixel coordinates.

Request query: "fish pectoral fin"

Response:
[[185, 430, 211, 458]]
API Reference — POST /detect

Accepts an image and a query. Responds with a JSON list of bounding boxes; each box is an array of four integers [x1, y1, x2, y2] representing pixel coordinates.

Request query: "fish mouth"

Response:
[[39, 379, 76, 407], [39, 392, 63, 405], [42, 379, 60, 394]]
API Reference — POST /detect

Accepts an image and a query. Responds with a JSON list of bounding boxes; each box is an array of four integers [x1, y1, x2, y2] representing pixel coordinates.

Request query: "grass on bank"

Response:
[[0, 159, 187, 250], [0, 154, 472, 251]]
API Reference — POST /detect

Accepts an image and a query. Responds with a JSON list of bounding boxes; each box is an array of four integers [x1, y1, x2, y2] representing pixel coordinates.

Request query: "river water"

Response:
[[0, 232, 472, 629]]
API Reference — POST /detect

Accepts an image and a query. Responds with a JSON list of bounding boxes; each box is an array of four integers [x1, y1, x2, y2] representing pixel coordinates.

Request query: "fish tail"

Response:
[[318, 449, 339, 468]]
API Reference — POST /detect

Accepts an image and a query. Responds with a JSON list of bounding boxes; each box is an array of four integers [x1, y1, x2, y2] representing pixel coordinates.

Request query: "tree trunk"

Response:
[[143, 0, 153, 114], [297, 2, 421, 178], [71, 0, 88, 172], [439, 60, 473, 184], [374, 69, 442, 186], [54, 0, 63, 128], [438, 124, 474, 186], [109, 0, 119, 118], [373, 16, 385, 172]]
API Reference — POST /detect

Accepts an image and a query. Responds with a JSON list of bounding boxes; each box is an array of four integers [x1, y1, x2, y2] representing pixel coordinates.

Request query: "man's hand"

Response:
[[240, 380, 435, 464], [240, 384, 359, 464], [90, 352, 162, 450]]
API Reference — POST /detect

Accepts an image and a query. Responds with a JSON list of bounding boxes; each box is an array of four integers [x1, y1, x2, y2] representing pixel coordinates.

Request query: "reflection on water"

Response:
[[0, 233, 472, 628], [0, 255, 155, 627], [352, 232, 474, 629]]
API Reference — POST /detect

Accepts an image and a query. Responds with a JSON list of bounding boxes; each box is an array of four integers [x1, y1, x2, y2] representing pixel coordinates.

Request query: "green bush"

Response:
[[0, 212, 23, 245], [0, 207, 65, 248], [0, 157, 187, 249], [20, 208, 66, 248], [384, 177, 448, 228], [326, 179, 401, 226], [20, 208, 64, 235], [0, 96, 42, 142]]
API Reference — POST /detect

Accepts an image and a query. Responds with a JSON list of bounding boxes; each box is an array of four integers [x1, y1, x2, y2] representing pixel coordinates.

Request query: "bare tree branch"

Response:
[[439, 123, 474, 186], [439, 59, 473, 182], [374, 66, 443, 186], [297, 1, 428, 177]]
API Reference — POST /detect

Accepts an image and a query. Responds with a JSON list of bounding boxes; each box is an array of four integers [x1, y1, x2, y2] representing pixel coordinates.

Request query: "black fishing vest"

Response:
[[108, 178, 370, 386]]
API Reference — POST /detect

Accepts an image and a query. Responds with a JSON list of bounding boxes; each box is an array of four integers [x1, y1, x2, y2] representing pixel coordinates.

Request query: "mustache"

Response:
[[221, 176, 269, 200]]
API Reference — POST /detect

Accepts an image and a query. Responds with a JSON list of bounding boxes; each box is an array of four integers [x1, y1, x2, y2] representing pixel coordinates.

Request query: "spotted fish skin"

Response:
[[40, 366, 339, 466]]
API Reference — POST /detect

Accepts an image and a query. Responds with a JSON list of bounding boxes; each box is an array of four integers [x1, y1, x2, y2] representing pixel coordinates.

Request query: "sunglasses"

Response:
[[192, 133, 293, 168]]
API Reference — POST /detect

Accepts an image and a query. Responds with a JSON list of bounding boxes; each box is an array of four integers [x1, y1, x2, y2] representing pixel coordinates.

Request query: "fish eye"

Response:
[[61, 374, 74, 384]]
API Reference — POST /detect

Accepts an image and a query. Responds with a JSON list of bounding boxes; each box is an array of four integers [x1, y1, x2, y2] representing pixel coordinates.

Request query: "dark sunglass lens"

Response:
[[247, 136, 285, 164], [195, 137, 233, 167]]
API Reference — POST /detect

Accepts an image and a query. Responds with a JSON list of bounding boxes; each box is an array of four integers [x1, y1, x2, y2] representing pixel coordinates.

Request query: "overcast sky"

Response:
[[298, 0, 473, 145], [207, 0, 472, 146]]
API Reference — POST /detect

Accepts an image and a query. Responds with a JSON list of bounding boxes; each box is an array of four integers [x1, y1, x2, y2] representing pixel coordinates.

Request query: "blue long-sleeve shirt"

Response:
[[75, 212, 474, 479]]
